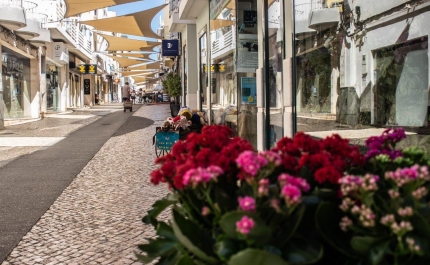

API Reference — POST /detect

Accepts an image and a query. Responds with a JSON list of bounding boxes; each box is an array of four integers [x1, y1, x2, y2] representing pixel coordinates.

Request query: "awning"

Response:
[[120, 70, 156, 77], [64, 0, 142, 17], [81, 5, 166, 39], [112, 52, 156, 60], [123, 61, 161, 71], [99, 33, 160, 52], [106, 55, 146, 68], [132, 76, 148, 82]]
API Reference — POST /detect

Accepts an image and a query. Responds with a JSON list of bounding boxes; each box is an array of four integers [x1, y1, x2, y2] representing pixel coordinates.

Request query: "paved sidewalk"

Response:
[[1, 104, 172, 264]]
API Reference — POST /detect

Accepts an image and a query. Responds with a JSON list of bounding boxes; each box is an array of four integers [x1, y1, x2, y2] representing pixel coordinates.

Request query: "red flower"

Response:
[[314, 166, 342, 184]]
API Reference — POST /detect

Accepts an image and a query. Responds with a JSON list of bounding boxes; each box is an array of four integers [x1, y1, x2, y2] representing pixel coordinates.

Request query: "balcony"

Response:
[[169, 11, 195, 33], [179, 0, 207, 20], [295, 3, 316, 40], [44, 2, 92, 60], [211, 28, 236, 60], [29, 28, 51, 47], [16, 11, 48, 40], [308, 0, 340, 31], [0, 0, 27, 31]]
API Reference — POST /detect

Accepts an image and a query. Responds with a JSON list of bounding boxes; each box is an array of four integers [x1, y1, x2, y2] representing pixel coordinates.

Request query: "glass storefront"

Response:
[[46, 64, 59, 111], [208, 0, 259, 148], [1, 46, 31, 119], [292, 0, 430, 149], [264, 0, 284, 148]]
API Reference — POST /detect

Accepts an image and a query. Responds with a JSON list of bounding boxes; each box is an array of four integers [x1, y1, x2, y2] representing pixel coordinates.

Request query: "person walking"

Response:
[[121, 82, 131, 102], [130, 88, 136, 105]]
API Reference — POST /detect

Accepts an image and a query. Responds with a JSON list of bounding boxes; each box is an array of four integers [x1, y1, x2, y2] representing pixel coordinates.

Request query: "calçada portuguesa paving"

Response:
[[1, 104, 172, 265]]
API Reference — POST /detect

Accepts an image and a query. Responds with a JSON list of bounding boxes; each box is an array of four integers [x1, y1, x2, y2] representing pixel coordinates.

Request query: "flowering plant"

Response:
[[137, 126, 430, 265]]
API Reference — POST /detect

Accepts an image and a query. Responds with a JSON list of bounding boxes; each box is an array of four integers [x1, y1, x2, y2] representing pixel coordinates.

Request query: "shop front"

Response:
[[207, 0, 262, 149], [45, 63, 60, 111], [1, 46, 31, 119], [291, 0, 430, 148]]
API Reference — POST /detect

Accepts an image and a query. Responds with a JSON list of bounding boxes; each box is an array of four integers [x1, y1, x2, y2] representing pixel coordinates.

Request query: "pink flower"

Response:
[[238, 196, 256, 211], [281, 184, 302, 206], [201, 206, 210, 216], [236, 151, 267, 177], [278, 173, 310, 192], [270, 199, 281, 212], [258, 179, 269, 197], [260, 151, 282, 166], [236, 216, 255, 235], [182, 166, 224, 187]]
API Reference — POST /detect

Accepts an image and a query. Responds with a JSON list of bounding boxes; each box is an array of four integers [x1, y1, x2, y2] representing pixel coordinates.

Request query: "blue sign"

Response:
[[161, 39, 180, 57], [241, 77, 257, 104], [156, 131, 179, 150]]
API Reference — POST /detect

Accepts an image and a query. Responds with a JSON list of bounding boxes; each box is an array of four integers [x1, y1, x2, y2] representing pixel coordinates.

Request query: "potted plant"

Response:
[[137, 127, 430, 265], [162, 72, 181, 117]]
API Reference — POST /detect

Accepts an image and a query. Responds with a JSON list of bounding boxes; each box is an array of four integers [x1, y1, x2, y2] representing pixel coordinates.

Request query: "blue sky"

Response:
[[108, 0, 165, 40]]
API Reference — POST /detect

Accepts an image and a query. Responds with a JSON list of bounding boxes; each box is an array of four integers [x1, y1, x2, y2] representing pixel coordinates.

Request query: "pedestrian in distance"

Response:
[[121, 82, 131, 102], [130, 88, 136, 105]]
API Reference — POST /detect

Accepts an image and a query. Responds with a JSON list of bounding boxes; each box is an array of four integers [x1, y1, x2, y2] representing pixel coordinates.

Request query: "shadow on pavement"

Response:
[[112, 116, 154, 137]]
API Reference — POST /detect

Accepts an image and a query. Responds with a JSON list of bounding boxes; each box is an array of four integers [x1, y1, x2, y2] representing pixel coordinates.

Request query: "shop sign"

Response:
[[52, 42, 69, 65], [210, 0, 230, 20], [84, 79, 91, 94], [241, 77, 257, 104], [78, 64, 98, 74], [161, 39, 179, 57], [203, 64, 226, 73], [155, 131, 179, 150]]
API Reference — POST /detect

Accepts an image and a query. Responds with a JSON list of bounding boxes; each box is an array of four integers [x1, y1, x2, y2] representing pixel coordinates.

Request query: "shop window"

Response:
[[1, 46, 30, 119], [374, 38, 429, 127]]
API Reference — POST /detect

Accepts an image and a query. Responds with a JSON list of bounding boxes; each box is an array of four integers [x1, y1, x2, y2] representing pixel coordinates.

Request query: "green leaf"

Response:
[[171, 208, 218, 264], [275, 205, 305, 247], [137, 237, 177, 264], [143, 194, 177, 226], [283, 236, 324, 264], [228, 249, 288, 265], [157, 221, 177, 241], [214, 237, 242, 262], [350, 236, 383, 255], [369, 241, 389, 265], [315, 202, 358, 258], [177, 254, 196, 265], [219, 211, 272, 244], [410, 212, 430, 235]]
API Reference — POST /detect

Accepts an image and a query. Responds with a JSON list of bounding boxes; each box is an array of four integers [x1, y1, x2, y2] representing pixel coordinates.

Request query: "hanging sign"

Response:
[[78, 64, 98, 74], [84, 79, 91, 94], [161, 39, 179, 57]]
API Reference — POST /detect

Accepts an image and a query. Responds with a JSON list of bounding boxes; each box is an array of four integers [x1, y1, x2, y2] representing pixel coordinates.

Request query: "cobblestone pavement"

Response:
[[1, 104, 172, 265]]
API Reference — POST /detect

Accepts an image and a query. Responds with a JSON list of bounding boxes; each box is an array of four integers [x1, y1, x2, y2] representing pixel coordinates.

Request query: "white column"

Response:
[[185, 24, 198, 110], [283, 0, 294, 138], [29, 58, 39, 118]]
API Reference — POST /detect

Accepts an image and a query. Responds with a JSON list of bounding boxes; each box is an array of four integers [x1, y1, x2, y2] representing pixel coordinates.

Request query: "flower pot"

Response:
[[170, 102, 181, 117]]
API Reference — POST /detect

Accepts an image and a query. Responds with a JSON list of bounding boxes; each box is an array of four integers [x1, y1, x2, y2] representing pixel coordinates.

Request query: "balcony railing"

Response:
[[0, 0, 37, 10], [26, 11, 48, 25], [168, 0, 180, 17], [211, 28, 236, 59]]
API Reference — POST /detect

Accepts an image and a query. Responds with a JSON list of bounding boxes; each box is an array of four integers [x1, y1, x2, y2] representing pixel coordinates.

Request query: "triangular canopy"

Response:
[[132, 76, 148, 82], [99, 33, 160, 52], [64, 0, 142, 18], [120, 70, 156, 77], [112, 52, 156, 60], [123, 62, 161, 71], [81, 5, 166, 39], [106, 55, 146, 67]]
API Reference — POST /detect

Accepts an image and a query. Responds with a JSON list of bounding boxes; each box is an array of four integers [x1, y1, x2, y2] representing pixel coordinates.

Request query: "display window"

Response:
[[1, 46, 31, 119], [292, 0, 430, 150], [209, 0, 259, 148]]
